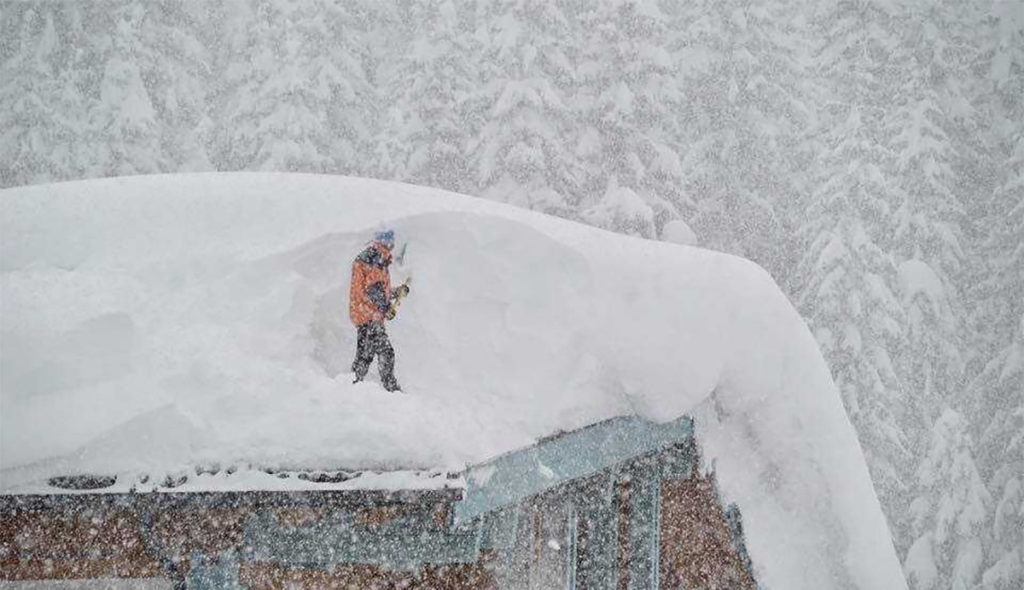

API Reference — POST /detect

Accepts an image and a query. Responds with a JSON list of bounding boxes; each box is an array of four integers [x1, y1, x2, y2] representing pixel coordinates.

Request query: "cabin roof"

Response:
[[1, 415, 693, 522]]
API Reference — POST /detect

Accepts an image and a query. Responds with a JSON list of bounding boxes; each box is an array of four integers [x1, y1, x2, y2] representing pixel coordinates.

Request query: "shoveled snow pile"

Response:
[[1, 173, 906, 590]]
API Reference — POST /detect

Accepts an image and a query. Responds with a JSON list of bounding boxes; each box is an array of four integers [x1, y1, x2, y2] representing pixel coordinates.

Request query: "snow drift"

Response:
[[0, 173, 906, 589]]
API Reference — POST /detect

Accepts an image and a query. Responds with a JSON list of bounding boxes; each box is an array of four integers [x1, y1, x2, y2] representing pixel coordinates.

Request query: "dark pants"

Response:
[[352, 321, 400, 391]]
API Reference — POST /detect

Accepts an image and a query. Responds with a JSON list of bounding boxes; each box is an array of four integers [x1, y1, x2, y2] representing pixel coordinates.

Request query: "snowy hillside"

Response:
[[1, 173, 907, 589]]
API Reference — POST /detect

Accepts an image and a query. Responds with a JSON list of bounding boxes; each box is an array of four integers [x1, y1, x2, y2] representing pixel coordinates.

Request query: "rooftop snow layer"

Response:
[[0, 173, 907, 589]]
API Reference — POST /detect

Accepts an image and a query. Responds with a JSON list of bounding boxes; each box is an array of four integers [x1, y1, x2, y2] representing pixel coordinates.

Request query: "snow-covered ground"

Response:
[[0, 173, 906, 589]]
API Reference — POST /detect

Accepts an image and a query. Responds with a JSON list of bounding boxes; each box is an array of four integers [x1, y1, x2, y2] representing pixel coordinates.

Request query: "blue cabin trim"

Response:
[[238, 415, 695, 581], [455, 415, 694, 524], [187, 550, 242, 589], [480, 506, 519, 552], [627, 461, 661, 590], [244, 505, 483, 568]]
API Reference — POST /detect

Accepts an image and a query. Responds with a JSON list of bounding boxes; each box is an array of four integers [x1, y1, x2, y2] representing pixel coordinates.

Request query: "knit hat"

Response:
[[374, 229, 395, 249]]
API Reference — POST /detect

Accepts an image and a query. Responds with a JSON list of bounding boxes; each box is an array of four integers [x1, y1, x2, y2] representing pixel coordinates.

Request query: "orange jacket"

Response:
[[349, 243, 393, 326]]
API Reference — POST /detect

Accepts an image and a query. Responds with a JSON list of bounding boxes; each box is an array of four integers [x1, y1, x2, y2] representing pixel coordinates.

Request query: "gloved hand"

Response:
[[387, 280, 410, 320]]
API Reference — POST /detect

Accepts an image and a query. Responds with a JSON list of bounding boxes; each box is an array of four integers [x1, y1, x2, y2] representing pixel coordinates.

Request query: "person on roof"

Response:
[[349, 229, 410, 392]]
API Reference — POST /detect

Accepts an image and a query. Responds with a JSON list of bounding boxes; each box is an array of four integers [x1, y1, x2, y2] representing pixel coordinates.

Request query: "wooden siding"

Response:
[[659, 475, 758, 590], [237, 560, 498, 590], [1, 425, 757, 589], [0, 509, 166, 581]]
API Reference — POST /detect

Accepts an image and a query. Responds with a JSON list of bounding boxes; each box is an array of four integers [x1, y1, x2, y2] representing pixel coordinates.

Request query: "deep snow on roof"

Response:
[[0, 173, 907, 589]]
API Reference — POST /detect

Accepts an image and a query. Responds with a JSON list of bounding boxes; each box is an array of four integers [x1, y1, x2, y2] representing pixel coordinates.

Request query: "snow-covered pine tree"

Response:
[[225, 0, 320, 171], [374, 0, 477, 194], [975, 27, 1023, 590], [800, 0, 916, 543], [666, 0, 813, 281], [135, 0, 215, 173], [465, 0, 578, 216], [574, 0, 683, 238], [792, 104, 910, 537], [979, 328, 1023, 590], [981, 0, 1024, 146], [314, 0, 383, 174], [214, 0, 376, 173], [81, 1, 164, 178], [988, 128, 1023, 349], [971, 0, 1024, 356], [887, 3, 971, 446], [0, 4, 87, 188], [203, 0, 256, 171], [0, 0, 217, 186], [970, 125, 1023, 590], [969, 315, 1023, 590], [904, 409, 992, 590]]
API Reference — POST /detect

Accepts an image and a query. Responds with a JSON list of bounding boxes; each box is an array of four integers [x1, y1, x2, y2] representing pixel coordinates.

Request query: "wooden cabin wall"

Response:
[[659, 475, 757, 590], [1, 508, 170, 581], [0, 500, 496, 589], [1, 465, 756, 589], [238, 560, 497, 590], [615, 478, 632, 590]]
